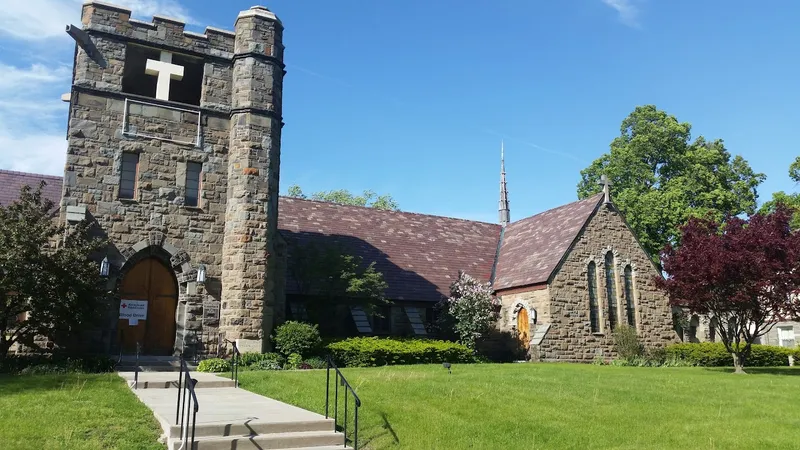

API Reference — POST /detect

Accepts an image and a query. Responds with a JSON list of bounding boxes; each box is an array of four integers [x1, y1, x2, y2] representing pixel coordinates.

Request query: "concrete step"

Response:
[[167, 430, 345, 450], [119, 371, 235, 389], [166, 418, 335, 439]]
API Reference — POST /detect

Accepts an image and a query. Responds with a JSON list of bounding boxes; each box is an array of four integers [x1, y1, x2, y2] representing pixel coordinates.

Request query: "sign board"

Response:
[[120, 300, 148, 326]]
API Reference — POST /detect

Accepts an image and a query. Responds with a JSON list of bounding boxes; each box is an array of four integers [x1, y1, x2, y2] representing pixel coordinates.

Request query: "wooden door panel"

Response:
[[118, 257, 178, 355], [517, 308, 530, 349]]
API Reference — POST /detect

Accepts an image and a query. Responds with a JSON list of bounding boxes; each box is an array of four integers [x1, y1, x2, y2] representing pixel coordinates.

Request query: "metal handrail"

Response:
[[325, 355, 361, 450], [224, 339, 241, 388], [175, 355, 199, 450], [133, 342, 141, 390]]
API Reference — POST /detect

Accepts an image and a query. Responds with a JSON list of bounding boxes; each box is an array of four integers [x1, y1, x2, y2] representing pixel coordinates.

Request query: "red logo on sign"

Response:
[[121, 303, 127, 308]]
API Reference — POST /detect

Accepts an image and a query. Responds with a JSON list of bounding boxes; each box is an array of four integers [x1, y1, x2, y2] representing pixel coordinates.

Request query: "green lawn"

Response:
[[240, 364, 800, 449], [0, 373, 163, 450]]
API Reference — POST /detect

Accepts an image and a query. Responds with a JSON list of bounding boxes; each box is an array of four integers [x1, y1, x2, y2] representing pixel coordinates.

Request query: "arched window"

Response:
[[588, 262, 600, 333], [605, 252, 618, 330], [624, 265, 636, 328]]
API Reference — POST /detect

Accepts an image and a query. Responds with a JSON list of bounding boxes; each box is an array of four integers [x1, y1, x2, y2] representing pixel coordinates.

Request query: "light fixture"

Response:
[[196, 264, 206, 284], [100, 256, 110, 277]]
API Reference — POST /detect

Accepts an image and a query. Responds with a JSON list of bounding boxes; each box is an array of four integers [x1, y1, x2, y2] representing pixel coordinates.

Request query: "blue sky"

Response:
[[0, 0, 797, 223]]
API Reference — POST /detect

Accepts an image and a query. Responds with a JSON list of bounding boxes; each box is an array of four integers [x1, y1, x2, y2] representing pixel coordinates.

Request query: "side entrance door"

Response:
[[517, 308, 530, 350], [118, 257, 178, 355]]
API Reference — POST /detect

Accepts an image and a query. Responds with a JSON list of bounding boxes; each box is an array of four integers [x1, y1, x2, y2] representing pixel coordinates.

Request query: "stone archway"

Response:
[[114, 232, 201, 355]]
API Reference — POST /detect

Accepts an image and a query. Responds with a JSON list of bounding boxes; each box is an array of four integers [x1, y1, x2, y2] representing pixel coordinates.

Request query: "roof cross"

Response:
[[599, 174, 612, 204]]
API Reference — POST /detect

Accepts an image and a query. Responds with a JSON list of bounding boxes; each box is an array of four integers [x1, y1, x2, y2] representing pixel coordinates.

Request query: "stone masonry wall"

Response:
[[219, 7, 285, 352], [61, 2, 247, 355], [544, 203, 678, 362], [497, 288, 550, 333]]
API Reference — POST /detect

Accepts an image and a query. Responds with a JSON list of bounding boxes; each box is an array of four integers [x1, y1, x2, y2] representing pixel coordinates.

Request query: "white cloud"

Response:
[[0, 63, 71, 92], [0, 132, 67, 176], [0, 0, 195, 41], [602, 0, 641, 28]]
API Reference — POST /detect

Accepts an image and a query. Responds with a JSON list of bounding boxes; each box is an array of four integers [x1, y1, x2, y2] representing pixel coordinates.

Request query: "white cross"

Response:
[[145, 51, 184, 101], [600, 174, 612, 203]]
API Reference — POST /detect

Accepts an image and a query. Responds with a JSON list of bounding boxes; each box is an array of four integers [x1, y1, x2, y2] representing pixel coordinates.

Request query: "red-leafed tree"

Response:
[[656, 204, 800, 373]]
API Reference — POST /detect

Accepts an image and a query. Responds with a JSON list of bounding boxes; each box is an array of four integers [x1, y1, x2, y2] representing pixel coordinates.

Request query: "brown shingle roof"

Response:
[[493, 194, 604, 291], [0, 171, 603, 298], [0, 169, 63, 207], [278, 197, 502, 302]]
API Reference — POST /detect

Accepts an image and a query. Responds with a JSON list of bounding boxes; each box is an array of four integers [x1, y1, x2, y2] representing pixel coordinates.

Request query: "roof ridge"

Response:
[[279, 195, 501, 227], [0, 169, 62, 180], [509, 193, 603, 225]]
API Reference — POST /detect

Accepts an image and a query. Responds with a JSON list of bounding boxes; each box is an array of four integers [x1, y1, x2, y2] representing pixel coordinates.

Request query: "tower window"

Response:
[[185, 162, 202, 207], [119, 152, 139, 200]]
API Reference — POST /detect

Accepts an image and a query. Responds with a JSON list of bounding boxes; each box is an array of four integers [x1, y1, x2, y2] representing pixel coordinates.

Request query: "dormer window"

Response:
[[122, 44, 203, 105]]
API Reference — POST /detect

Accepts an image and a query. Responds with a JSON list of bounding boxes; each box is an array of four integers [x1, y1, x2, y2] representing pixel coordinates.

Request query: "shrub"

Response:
[[250, 359, 283, 371], [197, 358, 231, 373], [286, 353, 303, 370], [303, 356, 327, 369], [612, 325, 644, 360], [438, 271, 499, 350], [665, 342, 797, 367], [327, 337, 476, 367], [240, 352, 285, 368], [274, 321, 322, 358]]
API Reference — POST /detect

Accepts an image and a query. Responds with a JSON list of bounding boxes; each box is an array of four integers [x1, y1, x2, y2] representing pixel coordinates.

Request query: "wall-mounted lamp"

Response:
[[196, 264, 206, 285], [100, 256, 110, 277]]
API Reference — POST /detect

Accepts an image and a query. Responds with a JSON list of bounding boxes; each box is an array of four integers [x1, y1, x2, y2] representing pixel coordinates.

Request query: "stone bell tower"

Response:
[[220, 7, 286, 352], [62, 2, 285, 355]]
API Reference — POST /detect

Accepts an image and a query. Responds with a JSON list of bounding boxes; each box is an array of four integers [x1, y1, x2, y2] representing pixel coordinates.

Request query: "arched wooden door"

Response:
[[118, 257, 178, 355], [517, 308, 530, 349]]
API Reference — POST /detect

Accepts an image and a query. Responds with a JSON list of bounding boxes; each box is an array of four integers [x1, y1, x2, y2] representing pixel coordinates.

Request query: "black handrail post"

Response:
[[325, 357, 330, 419], [176, 362, 183, 423], [134, 341, 140, 390], [354, 406, 359, 450], [334, 372, 339, 427], [223, 338, 240, 388], [344, 386, 348, 446]]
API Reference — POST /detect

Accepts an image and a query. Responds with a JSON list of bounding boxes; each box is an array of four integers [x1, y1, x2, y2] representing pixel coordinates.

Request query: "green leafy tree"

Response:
[[759, 156, 800, 229], [286, 184, 399, 211], [578, 105, 765, 266], [0, 182, 111, 361], [289, 241, 390, 320]]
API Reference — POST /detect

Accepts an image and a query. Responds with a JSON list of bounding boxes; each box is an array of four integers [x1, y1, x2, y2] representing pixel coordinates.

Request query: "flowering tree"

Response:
[[439, 271, 499, 350], [656, 204, 800, 373]]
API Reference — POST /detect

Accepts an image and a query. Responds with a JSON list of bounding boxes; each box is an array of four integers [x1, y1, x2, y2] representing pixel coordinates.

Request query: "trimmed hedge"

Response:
[[327, 337, 476, 367], [665, 342, 800, 367]]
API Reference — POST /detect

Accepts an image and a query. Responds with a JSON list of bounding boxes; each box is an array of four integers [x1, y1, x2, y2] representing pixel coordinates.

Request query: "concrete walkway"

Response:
[[122, 372, 349, 450]]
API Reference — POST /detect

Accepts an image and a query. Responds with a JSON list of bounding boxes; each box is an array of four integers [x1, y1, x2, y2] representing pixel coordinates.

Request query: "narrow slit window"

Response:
[[185, 162, 202, 207], [588, 262, 600, 333], [605, 252, 618, 330], [119, 153, 139, 200], [624, 265, 636, 328]]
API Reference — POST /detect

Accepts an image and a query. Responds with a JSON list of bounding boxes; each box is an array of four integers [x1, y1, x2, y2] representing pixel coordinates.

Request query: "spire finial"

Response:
[[600, 174, 612, 204], [499, 141, 510, 226]]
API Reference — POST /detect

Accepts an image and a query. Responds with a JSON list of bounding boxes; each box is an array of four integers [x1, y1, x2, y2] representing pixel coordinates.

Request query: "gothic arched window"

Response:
[[605, 252, 618, 330], [624, 265, 636, 328], [588, 262, 600, 333]]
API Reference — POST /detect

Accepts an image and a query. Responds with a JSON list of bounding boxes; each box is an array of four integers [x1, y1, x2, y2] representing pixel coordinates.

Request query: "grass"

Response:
[[0, 373, 163, 450], [240, 363, 800, 449]]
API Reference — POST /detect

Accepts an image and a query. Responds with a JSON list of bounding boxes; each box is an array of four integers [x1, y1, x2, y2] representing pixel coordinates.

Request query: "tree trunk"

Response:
[[732, 352, 747, 374]]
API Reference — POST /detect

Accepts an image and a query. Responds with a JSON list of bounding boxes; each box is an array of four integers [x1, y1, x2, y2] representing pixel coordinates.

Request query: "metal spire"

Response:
[[499, 140, 510, 226]]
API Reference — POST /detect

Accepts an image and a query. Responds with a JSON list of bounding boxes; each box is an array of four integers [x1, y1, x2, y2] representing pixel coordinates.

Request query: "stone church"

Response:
[[0, 1, 676, 362]]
